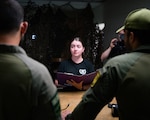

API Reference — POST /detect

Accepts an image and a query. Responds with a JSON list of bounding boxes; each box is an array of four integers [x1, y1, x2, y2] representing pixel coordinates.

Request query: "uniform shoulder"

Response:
[[105, 52, 142, 67]]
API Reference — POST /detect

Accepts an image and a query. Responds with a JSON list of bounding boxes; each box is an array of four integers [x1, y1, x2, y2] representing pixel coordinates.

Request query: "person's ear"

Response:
[[129, 32, 135, 44], [82, 47, 85, 53], [129, 32, 139, 49], [20, 21, 28, 37]]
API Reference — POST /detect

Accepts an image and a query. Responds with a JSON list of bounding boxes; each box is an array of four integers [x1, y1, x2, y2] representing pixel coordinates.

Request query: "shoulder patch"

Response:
[[91, 71, 101, 87]]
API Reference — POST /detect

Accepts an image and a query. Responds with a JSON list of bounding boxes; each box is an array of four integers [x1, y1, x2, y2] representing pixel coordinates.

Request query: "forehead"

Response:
[[71, 40, 82, 45]]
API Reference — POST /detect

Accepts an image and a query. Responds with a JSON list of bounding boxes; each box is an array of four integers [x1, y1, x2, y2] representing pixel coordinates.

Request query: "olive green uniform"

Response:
[[71, 45, 150, 120], [0, 45, 61, 120]]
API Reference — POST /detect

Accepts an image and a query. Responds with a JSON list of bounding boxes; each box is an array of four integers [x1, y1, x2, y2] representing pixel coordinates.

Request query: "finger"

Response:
[[66, 80, 73, 84], [79, 80, 83, 84], [69, 79, 75, 83]]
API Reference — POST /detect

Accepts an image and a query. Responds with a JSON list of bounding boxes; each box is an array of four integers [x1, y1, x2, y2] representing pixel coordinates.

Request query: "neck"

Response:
[[131, 39, 140, 50], [71, 56, 83, 64], [0, 32, 21, 46]]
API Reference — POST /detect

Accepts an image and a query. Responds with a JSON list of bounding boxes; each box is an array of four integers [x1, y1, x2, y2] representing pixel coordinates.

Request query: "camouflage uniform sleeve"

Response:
[[70, 68, 116, 120]]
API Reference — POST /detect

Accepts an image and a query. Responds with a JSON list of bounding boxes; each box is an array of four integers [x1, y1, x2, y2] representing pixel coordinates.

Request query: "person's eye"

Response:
[[77, 45, 81, 48], [71, 45, 74, 48]]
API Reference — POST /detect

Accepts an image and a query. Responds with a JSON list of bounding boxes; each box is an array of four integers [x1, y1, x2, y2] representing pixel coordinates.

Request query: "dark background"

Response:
[[19, 1, 104, 79]]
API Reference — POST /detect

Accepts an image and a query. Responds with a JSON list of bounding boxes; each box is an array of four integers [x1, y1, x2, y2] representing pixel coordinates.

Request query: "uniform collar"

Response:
[[0, 44, 26, 54], [133, 45, 150, 53]]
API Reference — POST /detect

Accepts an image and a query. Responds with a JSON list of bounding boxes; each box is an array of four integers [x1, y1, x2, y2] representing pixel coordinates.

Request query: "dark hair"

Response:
[[126, 29, 150, 45], [0, 0, 24, 34], [62, 36, 86, 59], [69, 36, 85, 48]]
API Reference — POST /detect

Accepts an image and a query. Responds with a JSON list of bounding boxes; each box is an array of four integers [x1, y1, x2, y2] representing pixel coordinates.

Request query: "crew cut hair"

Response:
[[126, 29, 150, 45], [0, 0, 24, 34]]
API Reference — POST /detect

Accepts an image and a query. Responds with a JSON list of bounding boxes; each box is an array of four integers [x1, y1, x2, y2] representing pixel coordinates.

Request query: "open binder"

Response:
[[57, 71, 97, 86]]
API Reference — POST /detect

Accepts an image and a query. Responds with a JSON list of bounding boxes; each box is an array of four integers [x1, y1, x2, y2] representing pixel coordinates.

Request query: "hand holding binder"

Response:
[[57, 71, 97, 86]]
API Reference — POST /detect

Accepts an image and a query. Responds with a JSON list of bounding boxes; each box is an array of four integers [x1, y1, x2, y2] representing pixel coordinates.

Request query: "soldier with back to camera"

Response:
[[0, 0, 61, 120]]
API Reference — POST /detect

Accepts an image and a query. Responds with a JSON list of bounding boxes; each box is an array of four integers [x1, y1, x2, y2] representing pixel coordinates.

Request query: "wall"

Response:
[[93, 3, 104, 23], [19, 0, 150, 67]]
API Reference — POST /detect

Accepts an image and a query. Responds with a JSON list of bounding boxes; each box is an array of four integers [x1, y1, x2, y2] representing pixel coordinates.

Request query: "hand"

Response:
[[55, 79, 59, 86], [66, 79, 83, 90], [110, 38, 118, 48], [61, 110, 71, 120]]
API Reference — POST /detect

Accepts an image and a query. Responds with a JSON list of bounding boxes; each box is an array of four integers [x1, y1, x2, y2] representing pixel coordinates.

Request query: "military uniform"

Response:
[[70, 45, 150, 120], [0, 45, 61, 120]]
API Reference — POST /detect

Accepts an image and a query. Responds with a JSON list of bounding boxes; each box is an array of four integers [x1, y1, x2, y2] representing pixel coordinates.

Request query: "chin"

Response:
[[73, 55, 80, 57]]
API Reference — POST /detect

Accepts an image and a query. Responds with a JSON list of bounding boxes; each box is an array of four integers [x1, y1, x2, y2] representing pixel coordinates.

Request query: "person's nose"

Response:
[[74, 46, 78, 50]]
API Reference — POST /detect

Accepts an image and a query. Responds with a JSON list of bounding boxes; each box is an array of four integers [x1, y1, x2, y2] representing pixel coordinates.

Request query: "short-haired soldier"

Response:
[[0, 0, 61, 120]]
